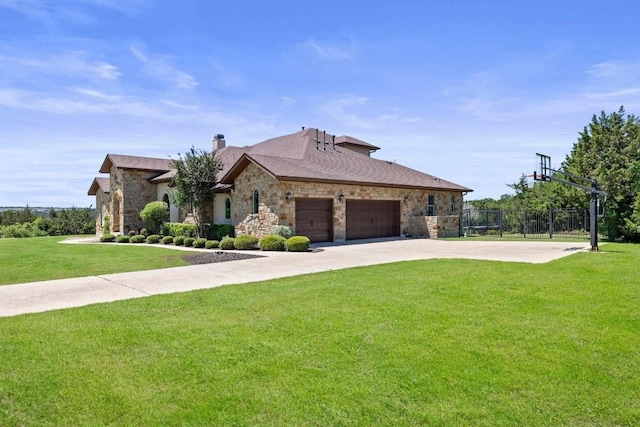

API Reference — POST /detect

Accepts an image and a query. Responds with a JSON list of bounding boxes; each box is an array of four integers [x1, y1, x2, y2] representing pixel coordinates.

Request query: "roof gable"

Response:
[[88, 177, 110, 195], [99, 154, 174, 174]]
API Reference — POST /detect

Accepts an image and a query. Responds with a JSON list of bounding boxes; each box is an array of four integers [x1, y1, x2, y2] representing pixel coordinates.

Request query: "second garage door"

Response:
[[295, 198, 334, 243], [346, 200, 400, 240]]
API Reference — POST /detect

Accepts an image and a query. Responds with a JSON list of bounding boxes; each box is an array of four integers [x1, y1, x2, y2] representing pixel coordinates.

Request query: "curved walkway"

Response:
[[0, 239, 589, 317]]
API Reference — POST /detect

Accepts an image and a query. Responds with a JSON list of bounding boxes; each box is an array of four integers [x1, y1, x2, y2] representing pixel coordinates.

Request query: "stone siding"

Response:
[[108, 167, 160, 234], [409, 215, 461, 238], [233, 162, 464, 240], [95, 188, 111, 235]]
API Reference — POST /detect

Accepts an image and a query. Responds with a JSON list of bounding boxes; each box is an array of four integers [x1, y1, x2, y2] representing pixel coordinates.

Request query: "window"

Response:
[[225, 198, 231, 219], [253, 190, 259, 214], [163, 193, 170, 209], [450, 195, 456, 212], [428, 195, 435, 216]]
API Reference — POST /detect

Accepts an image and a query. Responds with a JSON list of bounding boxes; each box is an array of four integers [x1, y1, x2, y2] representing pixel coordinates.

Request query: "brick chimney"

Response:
[[213, 134, 225, 151]]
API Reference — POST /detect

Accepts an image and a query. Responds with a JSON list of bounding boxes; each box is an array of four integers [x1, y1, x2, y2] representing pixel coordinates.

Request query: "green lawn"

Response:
[[0, 242, 638, 425], [0, 236, 190, 285]]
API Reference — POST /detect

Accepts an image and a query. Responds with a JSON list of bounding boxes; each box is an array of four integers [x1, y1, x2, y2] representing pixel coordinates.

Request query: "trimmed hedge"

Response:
[[219, 237, 235, 250], [131, 235, 146, 243], [173, 236, 186, 246], [146, 234, 161, 244], [259, 234, 286, 251], [285, 236, 311, 252], [193, 238, 207, 248], [206, 223, 235, 240], [234, 234, 259, 250], [116, 235, 130, 243], [100, 234, 115, 242], [184, 237, 195, 247], [162, 235, 174, 244], [162, 223, 198, 238], [205, 240, 220, 249]]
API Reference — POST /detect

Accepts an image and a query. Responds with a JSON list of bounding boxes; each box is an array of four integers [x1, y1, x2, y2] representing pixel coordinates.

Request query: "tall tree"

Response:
[[171, 147, 223, 237], [562, 107, 640, 240]]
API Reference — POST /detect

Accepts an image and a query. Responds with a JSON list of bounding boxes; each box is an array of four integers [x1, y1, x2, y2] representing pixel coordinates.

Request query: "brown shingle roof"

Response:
[[335, 135, 380, 152], [99, 154, 174, 174], [87, 177, 110, 195], [219, 129, 472, 192]]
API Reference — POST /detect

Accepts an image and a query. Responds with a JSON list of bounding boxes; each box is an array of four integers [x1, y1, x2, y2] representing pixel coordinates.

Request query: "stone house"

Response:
[[89, 129, 472, 241]]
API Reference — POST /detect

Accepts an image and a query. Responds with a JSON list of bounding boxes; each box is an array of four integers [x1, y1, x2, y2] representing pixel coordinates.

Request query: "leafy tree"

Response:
[[562, 107, 640, 241], [171, 146, 223, 237], [139, 201, 169, 235]]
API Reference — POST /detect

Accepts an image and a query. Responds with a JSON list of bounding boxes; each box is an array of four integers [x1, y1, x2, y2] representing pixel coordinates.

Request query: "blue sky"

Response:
[[1, 0, 640, 207]]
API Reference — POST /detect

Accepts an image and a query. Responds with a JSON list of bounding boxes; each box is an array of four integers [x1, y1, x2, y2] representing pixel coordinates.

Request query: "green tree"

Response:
[[562, 107, 640, 241], [139, 201, 169, 235], [171, 146, 223, 237]]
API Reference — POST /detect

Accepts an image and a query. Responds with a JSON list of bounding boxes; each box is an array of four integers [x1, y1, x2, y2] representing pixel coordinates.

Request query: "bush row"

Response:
[[160, 223, 236, 241], [102, 232, 311, 252]]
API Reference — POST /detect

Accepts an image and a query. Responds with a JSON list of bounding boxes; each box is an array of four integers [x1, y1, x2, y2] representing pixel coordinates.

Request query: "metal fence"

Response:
[[461, 209, 591, 239]]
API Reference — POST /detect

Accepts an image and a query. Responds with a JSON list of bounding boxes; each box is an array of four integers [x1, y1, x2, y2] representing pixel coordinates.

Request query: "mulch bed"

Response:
[[182, 251, 265, 265]]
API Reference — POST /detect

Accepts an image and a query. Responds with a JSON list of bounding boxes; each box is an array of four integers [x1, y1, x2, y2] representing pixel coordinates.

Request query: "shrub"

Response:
[[234, 234, 259, 250], [116, 235, 130, 243], [193, 238, 207, 248], [139, 228, 148, 237], [259, 234, 286, 251], [173, 236, 186, 246], [103, 215, 111, 235], [139, 201, 169, 235], [285, 236, 310, 252], [162, 235, 174, 244], [146, 234, 161, 244], [100, 233, 115, 242], [205, 240, 220, 249], [131, 234, 146, 243], [206, 223, 235, 240], [219, 236, 235, 250], [184, 237, 195, 247], [128, 230, 137, 237], [163, 223, 198, 238], [273, 225, 293, 239]]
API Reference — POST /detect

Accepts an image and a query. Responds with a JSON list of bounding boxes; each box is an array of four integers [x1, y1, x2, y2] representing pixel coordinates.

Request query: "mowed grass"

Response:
[[0, 236, 190, 285], [1, 243, 639, 426]]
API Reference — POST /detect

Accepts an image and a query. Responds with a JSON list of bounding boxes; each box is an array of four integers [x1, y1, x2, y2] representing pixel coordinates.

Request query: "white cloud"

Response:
[[295, 37, 357, 61], [0, 0, 147, 25], [129, 45, 198, 89]]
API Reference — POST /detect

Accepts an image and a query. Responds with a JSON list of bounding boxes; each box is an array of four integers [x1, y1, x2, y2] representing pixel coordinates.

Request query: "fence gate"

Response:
[[461, 209, 590, 239]]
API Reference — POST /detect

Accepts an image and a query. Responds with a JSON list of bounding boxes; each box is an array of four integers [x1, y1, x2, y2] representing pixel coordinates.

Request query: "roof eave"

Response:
[[276, 176, 472, 192]]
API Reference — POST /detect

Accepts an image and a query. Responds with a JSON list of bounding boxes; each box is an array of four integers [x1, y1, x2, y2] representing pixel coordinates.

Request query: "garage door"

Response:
[[346, 200, 400, 240], [295, 198, 334, 243]]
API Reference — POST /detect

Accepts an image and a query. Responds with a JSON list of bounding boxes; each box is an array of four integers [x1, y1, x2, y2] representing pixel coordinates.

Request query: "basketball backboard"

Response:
[[534, 153, 552, 182]]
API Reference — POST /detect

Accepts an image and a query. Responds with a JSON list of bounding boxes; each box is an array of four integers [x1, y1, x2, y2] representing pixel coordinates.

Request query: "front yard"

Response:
[[0, 242, 638, 425]]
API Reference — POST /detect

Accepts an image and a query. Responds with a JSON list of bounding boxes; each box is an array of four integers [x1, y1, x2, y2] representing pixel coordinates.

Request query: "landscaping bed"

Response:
[[182, 251, 264, 264]]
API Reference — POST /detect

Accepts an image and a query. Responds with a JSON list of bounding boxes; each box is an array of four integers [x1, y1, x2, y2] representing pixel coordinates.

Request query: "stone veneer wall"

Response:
[[409, 215, 461, 238], [233, 163, 282, 238], [109, 166, 160, 234], [94, 188, 111, 235], [233, 162, 465, 240]]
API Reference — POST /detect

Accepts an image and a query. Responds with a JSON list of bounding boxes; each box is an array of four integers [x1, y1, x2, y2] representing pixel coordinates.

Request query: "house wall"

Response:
[[109, 167, 159, 234], [214, 194, 233, 225], [157, 183, 180, 223], [233, 163, 282, 238], [94, 188, 111, 235], [233, 162, 464, 240]]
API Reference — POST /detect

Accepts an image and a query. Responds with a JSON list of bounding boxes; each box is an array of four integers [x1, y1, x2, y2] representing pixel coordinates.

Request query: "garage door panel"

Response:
[[346, 200, 400, 240], [295, 198, 333, 243]]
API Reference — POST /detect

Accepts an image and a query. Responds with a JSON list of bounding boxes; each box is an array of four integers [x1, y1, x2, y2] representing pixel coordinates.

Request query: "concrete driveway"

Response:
[[0, 238, 589, 317]]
